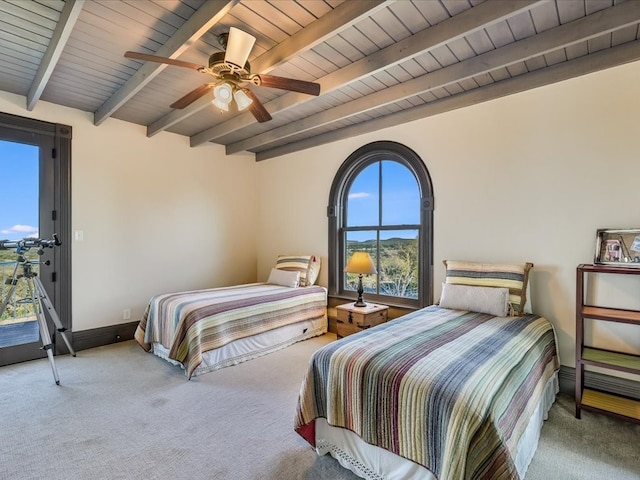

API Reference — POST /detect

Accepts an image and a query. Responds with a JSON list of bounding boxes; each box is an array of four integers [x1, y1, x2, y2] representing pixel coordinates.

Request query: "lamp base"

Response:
[[354, 274, 366, 307]]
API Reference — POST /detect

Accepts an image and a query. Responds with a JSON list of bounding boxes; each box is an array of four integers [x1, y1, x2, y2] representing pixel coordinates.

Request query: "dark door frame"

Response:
[[0, 112, 72, 365]]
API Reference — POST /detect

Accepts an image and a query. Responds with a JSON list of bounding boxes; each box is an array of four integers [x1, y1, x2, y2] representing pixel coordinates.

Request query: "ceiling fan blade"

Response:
[[257, 74, 320, 96], [244, 89, 272, 123], [124, 51, 203, 71], [224, 27, 256, 69], [170, 84, 214, 109]]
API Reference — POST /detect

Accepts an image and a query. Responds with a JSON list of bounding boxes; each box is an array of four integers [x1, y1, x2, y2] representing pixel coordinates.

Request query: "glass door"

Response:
[[0, 126, 58, 365]]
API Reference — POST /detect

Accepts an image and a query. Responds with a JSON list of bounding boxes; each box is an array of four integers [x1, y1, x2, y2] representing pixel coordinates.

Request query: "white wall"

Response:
[[0, 91, 258, 331], [256, 60, 640, 368]]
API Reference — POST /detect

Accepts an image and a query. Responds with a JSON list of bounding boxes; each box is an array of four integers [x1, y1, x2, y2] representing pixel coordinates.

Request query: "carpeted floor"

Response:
[[0, 334, 639, 480]]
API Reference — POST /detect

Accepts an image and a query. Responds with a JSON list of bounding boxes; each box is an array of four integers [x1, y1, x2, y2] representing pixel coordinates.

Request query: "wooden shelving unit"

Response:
[[575, 264, 640, 424]]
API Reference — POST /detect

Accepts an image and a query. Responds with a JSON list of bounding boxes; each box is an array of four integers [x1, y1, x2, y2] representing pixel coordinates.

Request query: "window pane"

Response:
[[345, 230, 377, 293], [381, 160, 419, 225], [0, 140, 40, 345], [0, 141, 39, 240], [379, 230, 419, 299], [347, 163, 379, 227]]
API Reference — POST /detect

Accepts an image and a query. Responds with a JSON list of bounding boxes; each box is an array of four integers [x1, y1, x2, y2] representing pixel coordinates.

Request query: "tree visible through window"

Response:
[[328, 141, 433, 308]]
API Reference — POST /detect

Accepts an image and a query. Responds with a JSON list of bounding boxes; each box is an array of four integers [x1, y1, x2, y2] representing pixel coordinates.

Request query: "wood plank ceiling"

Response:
[[1, 0, 639, 161]]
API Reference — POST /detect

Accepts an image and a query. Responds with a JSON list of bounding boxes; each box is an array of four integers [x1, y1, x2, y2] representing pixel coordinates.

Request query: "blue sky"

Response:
[[0, 140, 39, 241], [347, 160, 419, 242]]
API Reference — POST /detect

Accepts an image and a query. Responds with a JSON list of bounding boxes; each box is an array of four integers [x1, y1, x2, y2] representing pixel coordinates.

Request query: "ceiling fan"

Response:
[[124, 27, 321, 123]]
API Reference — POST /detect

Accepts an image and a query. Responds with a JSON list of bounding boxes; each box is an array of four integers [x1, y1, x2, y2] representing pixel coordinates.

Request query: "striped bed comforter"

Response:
[[135, 283, 327, 378], [295, 305, 559, 480]]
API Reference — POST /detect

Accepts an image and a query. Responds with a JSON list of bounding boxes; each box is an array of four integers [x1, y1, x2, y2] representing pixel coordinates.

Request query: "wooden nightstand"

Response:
[[336, 302, 389, 338]]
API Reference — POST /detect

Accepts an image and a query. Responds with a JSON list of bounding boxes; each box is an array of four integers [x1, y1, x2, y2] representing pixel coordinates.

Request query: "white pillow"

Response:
[[267, 268, 300, 288], [439, 283, 509, 317]]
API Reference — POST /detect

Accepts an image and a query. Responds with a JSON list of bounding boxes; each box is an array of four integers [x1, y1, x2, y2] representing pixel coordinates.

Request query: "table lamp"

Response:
[[344, 252, 377, 307]]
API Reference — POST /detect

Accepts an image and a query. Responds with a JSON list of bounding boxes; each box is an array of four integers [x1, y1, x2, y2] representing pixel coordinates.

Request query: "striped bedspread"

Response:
[[135, 283, 327, 378], [295, 306, 559, 480]]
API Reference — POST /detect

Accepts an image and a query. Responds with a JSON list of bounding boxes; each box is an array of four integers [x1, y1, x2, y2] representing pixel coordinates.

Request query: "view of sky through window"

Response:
[[347, 160, 419, 241], [0, 140, 39, 241]]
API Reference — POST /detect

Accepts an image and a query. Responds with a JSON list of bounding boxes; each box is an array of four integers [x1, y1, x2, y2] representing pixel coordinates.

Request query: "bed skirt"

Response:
[[150, 314, 327, 377], [315, 372, 559, 480]]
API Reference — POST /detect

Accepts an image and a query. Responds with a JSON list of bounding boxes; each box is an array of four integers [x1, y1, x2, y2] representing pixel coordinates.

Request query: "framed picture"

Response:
[[594, 228, 640, 266]]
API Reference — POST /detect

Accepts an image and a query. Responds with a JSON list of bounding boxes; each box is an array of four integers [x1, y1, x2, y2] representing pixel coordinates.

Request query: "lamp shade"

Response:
[[233, 88, 253, 110], [344, 252, 377, 275], [212, 82, 233, 111], [224, 27, 256, 69]]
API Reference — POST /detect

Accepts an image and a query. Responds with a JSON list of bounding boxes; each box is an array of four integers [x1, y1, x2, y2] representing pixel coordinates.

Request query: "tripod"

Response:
[[0, 246, 75, 385]]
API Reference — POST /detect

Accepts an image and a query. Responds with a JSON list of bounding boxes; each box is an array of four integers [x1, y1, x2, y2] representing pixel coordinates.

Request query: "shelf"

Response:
[[581, 389, 640, 422], [581, 306, 640, 324], [579, 263, 640, 275], [576, 263, 640, 423], [582, 347, 640, 373]]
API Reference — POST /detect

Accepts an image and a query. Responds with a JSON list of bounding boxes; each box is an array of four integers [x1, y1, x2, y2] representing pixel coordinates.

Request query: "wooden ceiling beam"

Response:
[[146, 0, 390, 137], [228, 0, 640, 154], [256, 39, 640, 161], [26, 0, 84, 111], [93, 0, 238, 126], [190, 0, 545, 147]]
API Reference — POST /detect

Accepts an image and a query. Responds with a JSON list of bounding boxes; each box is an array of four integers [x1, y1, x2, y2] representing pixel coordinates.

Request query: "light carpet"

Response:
[[0, 334, 639, 480]]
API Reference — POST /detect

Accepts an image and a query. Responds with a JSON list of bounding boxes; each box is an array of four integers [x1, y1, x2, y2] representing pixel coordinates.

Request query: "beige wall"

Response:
[[256, 60, 640, 368], [0, 91, 257, 331], [2, 59, 639, 367]]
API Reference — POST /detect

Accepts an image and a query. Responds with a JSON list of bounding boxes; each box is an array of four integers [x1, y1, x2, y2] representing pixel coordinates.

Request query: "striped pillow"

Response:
[[275, 255, 320, 287], [443, 260, 533, 315]]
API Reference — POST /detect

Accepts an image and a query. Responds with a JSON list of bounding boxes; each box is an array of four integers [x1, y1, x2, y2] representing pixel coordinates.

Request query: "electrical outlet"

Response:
[[123, 308, 131, 320]]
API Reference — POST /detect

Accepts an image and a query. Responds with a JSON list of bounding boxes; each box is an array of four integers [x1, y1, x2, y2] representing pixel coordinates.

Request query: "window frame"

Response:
[[328, 141, 434, 308]]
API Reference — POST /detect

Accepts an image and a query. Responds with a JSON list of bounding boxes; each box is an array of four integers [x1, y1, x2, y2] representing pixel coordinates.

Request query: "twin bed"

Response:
[[295, 260, 560, 480], [135, 257, 559, 479], [134, 255, 326, 378]]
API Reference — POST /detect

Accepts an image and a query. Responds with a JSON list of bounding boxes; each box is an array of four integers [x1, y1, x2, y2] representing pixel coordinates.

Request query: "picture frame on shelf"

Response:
[[594, 228, 640, 267]]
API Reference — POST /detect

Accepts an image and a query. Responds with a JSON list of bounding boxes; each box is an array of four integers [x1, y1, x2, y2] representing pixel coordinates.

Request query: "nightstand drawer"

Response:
[[335, 303, 388, 338], [336, 321, 361, 338], [336, 307, 387, 328]]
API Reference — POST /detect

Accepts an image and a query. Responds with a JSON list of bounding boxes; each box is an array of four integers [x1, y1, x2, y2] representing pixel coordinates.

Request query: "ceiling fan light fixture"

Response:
[[123, 27, 318, 123], [212, 97, 229, 111], [212, 82, 233, 111], [224, 27, 256, 69], [234, 88, 253, 111]]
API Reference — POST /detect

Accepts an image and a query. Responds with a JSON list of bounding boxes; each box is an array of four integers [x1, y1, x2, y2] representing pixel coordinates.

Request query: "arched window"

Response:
[[328, 141, 434, 308]]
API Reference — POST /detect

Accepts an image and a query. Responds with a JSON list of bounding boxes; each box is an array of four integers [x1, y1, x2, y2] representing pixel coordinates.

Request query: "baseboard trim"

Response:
[[559, 365, 640, 400], [69, 321, 139, 352]]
